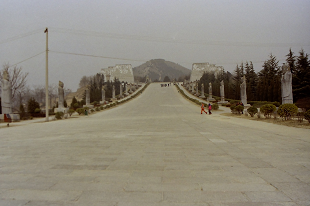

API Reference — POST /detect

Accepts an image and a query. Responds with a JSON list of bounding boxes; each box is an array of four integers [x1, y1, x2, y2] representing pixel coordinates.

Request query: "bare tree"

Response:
[[79, 75, 91, 88], [0, 63, 29, 99]]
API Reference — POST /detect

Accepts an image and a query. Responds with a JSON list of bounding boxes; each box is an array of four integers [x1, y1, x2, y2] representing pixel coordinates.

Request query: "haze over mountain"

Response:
[[133, 59, 191, 81]]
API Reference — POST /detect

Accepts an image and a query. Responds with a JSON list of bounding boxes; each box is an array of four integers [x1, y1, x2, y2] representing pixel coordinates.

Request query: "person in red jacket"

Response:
[[208, 103, 212, 115], [201, 103, 207, 114]]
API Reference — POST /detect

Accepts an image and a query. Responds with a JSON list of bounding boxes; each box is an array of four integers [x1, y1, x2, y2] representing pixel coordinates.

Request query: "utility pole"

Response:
[[44, 28, 49, 122]]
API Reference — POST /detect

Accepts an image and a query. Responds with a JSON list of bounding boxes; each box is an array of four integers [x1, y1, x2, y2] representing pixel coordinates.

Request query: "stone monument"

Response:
[[281, 64, 293, 104], [199, 83, 206, 98], [218, 80, 228, 104], [111, 85, 116, 100], [207, 82, 215, 101], [83, 87, 94, 108], [195, 82, 199, 96], [100, 87, 105, 104], [55, 81, 69, 113], [124, 83, 129, 96], [240, 76, 249, 106], [191, 82, 195, 93], [129, 84, 133, 94], [0, 70, 20, 122], [119, 84, 123, 99]]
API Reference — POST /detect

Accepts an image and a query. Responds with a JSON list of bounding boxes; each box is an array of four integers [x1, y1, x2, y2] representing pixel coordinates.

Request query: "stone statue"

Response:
[[58, 81, 64, 108], [199, 83, 205, 98], [119, 84, 123, 98], [86, 88, 90, 105], [281, 64, 293, 104], [112, 85, 115, 99], [240, 76, 247, 105], [101, 87, 105, 102], [220, 80, 225, 99], [1, 70, 12, 114], [209, 82, 212, 95]]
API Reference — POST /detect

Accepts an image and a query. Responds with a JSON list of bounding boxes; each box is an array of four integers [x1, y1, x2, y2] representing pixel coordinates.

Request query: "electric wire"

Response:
[[9, 51, 45, 68], [0, 29, 42, 45]]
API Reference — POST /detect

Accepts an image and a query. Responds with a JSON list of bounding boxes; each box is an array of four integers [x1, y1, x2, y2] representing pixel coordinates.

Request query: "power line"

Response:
[[0, 29, 42, 45], [10, 51, 45, 68]]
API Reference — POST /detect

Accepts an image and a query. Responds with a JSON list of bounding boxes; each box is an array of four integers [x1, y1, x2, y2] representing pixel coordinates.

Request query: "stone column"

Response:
[[129, 84, 133, 94], [199, 83, 205, 98], [1, 70, 12, 114], [58, 81, 64, 108], [112, 85, 115, 99], [125, 83, 129, 96], [86, 88, 90, 105], [119, 84, 123, 98], [218, 80, 228, 104], [240, 76, 248, 105], [100, 88, 105, 104], [207, 82, 215, 101], [191, 83, 195, 93], [195, 83, 199, 96]]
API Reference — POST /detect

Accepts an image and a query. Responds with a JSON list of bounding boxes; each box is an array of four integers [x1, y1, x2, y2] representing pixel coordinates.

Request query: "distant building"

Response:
[[100, 64, 134, 83], [190, 63, 223, 82]]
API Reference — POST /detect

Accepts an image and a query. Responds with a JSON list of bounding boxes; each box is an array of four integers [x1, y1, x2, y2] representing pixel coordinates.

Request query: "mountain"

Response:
[[133, 59, 191, 81]]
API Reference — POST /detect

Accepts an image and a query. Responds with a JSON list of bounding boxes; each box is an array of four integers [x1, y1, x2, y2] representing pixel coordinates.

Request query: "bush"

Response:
[[260, 104, 277, 118], [55, 112, 64, 119], [91, 109, 95, 112], [68, 109, 75, 116], [297, 112, 304, 123], [272, 102, 280, 107], [230, 104, 236, 112], [304, 109, 310, 123], [76, 108, 84, 115], [95, 107, 100, 111], [92, 101, 98, 106], [27, 97, 40, 113], [35, 108, 41, 113], [73, 103, 79, 109], [247, 106, 258, 117], [235, 105, 244, 114], [277, 104, 298, 120], [100, 106, 104, 110], [212, 103, 219, 110]]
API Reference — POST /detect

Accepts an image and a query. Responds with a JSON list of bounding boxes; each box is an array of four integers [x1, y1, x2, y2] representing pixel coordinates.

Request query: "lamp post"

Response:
[[44, 28, 49, 122]]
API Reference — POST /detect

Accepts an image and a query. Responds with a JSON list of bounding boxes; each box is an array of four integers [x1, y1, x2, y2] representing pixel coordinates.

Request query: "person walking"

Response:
[[208, 103, 212, 115], [201, 103, 207, 114]]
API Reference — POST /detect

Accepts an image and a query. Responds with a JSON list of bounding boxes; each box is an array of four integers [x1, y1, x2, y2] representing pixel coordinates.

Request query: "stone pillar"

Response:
[[207, 82, 215, 101], [129, 84, 133, 94], [218, 80, 228, 104], [119, 84, 123, 98], [191, 83, 195, 93], [281, 64, 293, 104], [199, 83, 206, 98], [86, 88, 90, 105], [55, 81, 69, 113], [112, 85, 115, 99], [100, 88, 105, 104], [0, 70, 20, 122], [125, 83, 129, 96], [195, 83, 199, 96]]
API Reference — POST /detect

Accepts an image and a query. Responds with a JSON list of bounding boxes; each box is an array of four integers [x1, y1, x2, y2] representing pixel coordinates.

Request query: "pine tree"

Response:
[[286, 48, 296, 74], [293, 49, 310, 101], [233, 64, 242, 100]]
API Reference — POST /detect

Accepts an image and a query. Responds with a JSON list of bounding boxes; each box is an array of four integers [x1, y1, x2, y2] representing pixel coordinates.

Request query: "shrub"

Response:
[[260, 104, 277, 118], [55, 112, 64, 120], [68, 109, 75, 117], [92, 101, 98, 106], [91, 109, 95, 112], [100, 106, 104, 110], [297, 112, 304, 123], [27, 97, 40, 113], [35, 108, 41, 113], [304, 109, 310, 123], [212, 103, 219, 110], [277, 104, 298, 120], [73, 103, 79, 109], [272, 102, 280, 107], [76, 108, 84, 115], [95, 107, 100, 111], [235, 105, 244, 114], [247, 106, 258, 117], [230, 104, 236, 112]]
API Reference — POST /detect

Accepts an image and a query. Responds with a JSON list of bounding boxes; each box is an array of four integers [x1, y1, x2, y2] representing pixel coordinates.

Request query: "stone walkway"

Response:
[[0, 83, 309, 206]]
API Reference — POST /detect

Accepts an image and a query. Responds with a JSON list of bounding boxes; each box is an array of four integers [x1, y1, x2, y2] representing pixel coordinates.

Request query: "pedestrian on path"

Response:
[[208, 103, 212, 115], [201, 103, 207, 114]]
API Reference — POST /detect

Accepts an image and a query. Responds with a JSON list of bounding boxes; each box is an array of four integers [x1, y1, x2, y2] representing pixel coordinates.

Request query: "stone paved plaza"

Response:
[[0, 83, 309, 206]]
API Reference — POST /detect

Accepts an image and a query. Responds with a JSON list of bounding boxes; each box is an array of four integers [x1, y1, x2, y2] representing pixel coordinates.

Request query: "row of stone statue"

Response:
[[183, 64, 293, 106]]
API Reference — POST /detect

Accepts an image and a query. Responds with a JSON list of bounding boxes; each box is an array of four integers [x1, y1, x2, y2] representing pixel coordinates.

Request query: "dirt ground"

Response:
[[221, 112, 310, 129]]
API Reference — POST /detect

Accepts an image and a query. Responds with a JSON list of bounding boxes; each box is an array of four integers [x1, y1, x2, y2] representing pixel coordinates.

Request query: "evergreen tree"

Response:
[[233, 64, 242, 100], [286, 48, 296, 74], [27, 97, 40, 113], [293, 49, 310, 101], [71, 96, 78, 108]]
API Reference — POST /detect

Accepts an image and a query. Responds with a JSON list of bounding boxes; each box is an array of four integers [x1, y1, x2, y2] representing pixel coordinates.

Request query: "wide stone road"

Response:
[[0, 83, 309, 206]]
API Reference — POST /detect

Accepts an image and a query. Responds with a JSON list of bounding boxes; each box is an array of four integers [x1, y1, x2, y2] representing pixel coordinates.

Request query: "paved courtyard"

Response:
[[0, 83, 309, 206]]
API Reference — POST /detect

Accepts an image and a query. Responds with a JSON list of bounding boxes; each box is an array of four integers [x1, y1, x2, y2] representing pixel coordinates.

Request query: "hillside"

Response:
[[65, 86, 86, 106], [133, 59, 190, 81]]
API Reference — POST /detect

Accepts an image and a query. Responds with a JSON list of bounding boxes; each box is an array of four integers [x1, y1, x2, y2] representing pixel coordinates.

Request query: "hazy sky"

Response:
[[1, 0, 309, 91]]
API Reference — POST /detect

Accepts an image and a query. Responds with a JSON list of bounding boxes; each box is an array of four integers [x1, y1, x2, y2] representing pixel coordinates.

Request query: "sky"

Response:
[[1, 0, 309, 91]]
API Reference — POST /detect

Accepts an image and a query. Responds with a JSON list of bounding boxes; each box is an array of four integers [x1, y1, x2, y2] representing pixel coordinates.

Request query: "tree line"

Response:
[[198, 49, 310, 106]]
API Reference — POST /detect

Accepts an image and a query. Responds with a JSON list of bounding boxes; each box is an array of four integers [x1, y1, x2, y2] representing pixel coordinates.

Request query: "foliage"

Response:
[[73, 103, 79, 109], [212, 103, 219, 110], [68, 109, 75, 116], [247, 106, 258, 117], [27, 97, 40, 113], [163, 76, 171, 82], [260, 104, 276, 118], [91, 109, 95, 112], [55, 112, 64, 120], [35, 108, 41, 113], [235, 105, 244, 114], [277, 104, 298, 120], [304, 109, 310, 123], [95, 107, 100, 111], [64, 100, 67, 107], [230, 104, 236, 112], [76, 108, 84, 115], [71, 96, 78, 108]]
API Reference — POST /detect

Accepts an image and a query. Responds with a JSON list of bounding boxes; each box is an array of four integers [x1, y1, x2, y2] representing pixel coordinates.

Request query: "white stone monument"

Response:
[[119, 84, 123, 99], [0, 70, 20, 122], [195, 83, 199, 96], [207, 82, 215, 101], [100, 87, 105, 104], [83, 87, 94, 108], [124, 83, 129, 96], [281, 64, 293, 104], [199, 83, 206, 98], [55, 81, 69, 113], [240, 76, 250, 106], [111, 85, 116, 101], [218, 80, 228, 104], [129, 84, 133, 94]]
